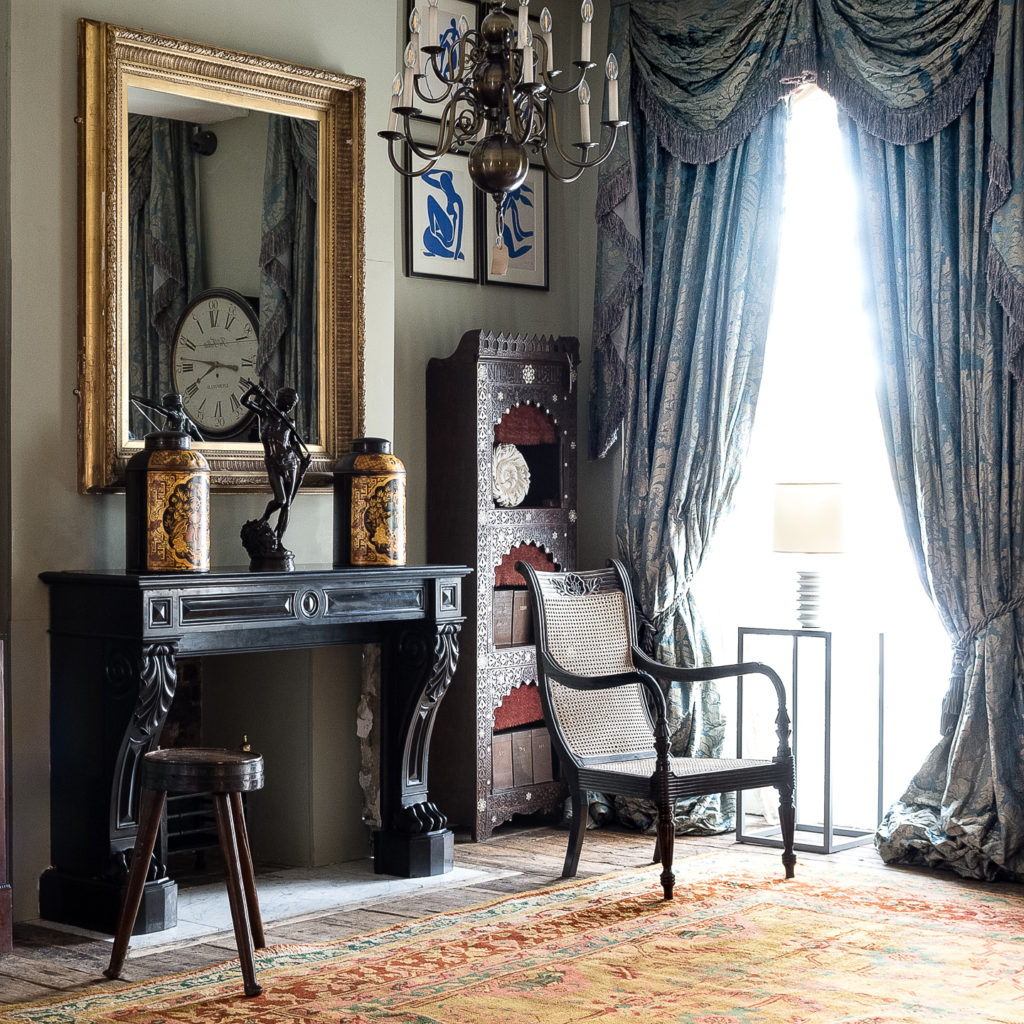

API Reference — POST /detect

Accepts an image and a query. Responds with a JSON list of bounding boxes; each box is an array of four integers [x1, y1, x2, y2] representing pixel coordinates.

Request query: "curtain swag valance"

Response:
[[591, 0, 1024, 457], [615, 0, 997, 164]]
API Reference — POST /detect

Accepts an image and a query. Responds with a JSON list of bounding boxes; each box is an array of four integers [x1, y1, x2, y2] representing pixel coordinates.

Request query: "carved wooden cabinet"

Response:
[[427, 330, 577, 840]]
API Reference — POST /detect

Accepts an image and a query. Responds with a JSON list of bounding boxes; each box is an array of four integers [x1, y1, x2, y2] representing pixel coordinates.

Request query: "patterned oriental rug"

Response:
[[3, 852, 1023, 1024]]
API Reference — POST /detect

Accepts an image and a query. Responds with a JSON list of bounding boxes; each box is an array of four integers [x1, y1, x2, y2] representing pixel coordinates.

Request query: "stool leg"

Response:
[[230, 791, 265, 949], [214, 794, 262, 997], [104, 788, 165, 980]]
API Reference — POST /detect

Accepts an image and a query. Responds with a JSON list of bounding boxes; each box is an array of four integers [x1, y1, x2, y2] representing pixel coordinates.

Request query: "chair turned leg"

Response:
[[104, 788, 166, 981], [656, 802, 675, 900], [562, 789, 588, 878], [213, 794, 262, 997], [778, 783, 796, 879], [231, 791, 265, 949]]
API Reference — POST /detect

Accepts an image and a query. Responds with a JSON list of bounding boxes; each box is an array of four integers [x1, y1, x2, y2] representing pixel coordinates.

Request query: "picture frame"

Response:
[[409, 0, 479, 112], [405, 144, 480, 282], [484, 163, 548, 289]]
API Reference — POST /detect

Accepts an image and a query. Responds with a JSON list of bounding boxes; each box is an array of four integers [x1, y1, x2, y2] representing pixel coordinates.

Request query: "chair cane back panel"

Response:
[[542, 589, 634, 676], [548, 680, 657, 762], [533, 571, 658, 762]]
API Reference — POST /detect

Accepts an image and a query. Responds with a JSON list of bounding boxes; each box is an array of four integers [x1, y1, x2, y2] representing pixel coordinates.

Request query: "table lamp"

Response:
[[773, 482, 845, 629]]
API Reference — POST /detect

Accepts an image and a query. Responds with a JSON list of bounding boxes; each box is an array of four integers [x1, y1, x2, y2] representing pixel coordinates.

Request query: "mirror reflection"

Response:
[[77, 20, 365, 492], [127, 89, 320, 444]]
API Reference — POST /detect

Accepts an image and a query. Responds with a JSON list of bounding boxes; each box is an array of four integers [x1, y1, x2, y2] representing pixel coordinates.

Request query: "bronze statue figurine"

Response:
[[239, 379, 312, 571], [130, 393, 204, 440]]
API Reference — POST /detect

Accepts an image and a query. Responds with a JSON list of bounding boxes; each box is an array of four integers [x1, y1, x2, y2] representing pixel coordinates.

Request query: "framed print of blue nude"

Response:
[[406, 149, 479, 281], [485, 163, 548, 289], [412, 0, 479, 108]]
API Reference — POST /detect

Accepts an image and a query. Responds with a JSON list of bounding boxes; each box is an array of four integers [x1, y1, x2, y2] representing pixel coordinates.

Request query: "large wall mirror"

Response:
[[78, 20, 365, 491]]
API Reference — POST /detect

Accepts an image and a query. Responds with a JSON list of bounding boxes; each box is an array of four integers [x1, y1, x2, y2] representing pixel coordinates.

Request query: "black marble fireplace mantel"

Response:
[[39, 564, 470, 935]]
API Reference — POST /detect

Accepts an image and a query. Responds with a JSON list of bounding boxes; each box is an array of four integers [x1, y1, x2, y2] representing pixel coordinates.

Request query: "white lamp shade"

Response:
[[773, 482, 844, 554]]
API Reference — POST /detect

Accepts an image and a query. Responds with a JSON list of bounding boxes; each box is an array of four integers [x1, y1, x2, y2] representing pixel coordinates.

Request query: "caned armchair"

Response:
[[516, 559, 796, 899]]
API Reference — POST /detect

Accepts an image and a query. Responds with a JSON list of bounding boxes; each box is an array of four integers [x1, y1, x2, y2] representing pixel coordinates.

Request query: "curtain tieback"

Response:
[[940, 591, 1024, 734], [635, 581, 694, 653]]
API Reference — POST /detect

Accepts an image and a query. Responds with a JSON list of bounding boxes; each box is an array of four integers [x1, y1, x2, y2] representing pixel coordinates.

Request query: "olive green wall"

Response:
[[5, 0, 618, 921]]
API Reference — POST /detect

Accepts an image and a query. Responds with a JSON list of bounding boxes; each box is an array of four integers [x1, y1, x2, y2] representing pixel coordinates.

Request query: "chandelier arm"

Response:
[[383, 136, 440, 179], [421, 35, 465, 94], [413, 66, 456, 107], [400, 110, 454, 162], [505, 88, 538, 146], [544, 102, 622, 172], [539, 146, 587, 184], [541, 61, 595, 96]]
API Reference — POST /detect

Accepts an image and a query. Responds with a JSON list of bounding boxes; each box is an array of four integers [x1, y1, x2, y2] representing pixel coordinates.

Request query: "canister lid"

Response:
[[145, 430, 192, 450], [351, 437, 392, 454]]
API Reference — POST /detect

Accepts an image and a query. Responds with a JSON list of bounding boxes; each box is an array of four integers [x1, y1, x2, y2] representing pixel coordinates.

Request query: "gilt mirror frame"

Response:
[[77, 19, 366, 491]]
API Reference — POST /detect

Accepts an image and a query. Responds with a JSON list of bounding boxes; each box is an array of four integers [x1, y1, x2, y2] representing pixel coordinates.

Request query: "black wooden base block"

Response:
[[373, 829, 454, 877], [39, 868, 177, 935]]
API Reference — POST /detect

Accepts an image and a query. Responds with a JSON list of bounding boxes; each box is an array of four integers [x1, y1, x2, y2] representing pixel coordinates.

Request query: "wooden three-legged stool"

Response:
[[104, 748, 266, 997]]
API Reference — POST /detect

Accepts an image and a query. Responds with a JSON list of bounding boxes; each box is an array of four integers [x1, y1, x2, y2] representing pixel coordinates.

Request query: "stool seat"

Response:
[[142, 747, 265, 794], [104, 747, 267, 997]]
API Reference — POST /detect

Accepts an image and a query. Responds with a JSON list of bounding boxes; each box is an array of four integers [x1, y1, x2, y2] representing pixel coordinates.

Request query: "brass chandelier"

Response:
[[380, 0, 626, 274]]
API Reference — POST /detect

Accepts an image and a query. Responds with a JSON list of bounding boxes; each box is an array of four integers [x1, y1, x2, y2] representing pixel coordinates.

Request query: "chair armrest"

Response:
[[632, 649, 787, 707], [631, 650, 792, 761], [539, 652, 669, 716]]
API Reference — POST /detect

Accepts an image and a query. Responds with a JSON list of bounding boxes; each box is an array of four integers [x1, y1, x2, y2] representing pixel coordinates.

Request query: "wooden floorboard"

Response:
[[0, 821, 931, 1006]]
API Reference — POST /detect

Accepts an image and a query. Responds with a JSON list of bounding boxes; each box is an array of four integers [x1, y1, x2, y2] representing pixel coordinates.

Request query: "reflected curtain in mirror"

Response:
[[128, 115, 201, 439], [258, 115, 319, 443]]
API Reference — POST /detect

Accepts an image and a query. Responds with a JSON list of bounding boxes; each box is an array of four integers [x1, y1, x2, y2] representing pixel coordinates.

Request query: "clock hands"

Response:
[[192, 357, 240, 373]]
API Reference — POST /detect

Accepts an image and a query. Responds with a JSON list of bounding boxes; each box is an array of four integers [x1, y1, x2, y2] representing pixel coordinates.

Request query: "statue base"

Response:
[[240, 518, 295, 572]]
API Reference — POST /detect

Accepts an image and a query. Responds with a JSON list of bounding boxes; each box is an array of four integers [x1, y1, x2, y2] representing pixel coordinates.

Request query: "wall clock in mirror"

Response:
[[171, 289, 259, 439]]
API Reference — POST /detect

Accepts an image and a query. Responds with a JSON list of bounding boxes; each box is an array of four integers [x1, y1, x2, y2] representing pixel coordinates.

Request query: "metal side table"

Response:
[[737, 626, 885, 854]]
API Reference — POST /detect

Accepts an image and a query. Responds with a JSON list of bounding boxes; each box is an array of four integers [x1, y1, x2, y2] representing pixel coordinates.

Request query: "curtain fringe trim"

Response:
[[985, 141, 1011, 222], [818, 7, 995, 147], [145, 234, 186, 345], [260, 216, 297, 291], [632, 42, 816, 166], [591, 162, 643, 458], [596, 160, 634, 221], [257, 305, 289, 377], [987, 248, 1024, 380], [633, 6, 995, 163], [589, 352, 627, 459]]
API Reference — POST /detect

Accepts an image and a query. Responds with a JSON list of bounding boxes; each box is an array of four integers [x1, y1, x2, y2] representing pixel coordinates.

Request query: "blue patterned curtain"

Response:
[[592, 0, 1002, 460], [127, 115, 202, 439], [837, 4, 1024, 881], [258, 115, 319, 442], [591, 0, 1023, 842], [609, 107, 787, 834]]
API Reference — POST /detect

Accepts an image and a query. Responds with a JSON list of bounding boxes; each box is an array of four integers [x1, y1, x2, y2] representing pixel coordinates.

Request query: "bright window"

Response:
[[697, 86, 950, 823]]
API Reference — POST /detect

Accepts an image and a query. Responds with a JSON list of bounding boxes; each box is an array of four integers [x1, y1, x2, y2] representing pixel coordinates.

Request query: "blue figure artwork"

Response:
[[438, 18, 461, 80], [500, 183, 535, 259], [421, 167, 465, 262]]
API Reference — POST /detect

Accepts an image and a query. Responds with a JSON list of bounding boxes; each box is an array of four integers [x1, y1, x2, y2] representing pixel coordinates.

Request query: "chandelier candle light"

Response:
[[381, 0, 627, 275]]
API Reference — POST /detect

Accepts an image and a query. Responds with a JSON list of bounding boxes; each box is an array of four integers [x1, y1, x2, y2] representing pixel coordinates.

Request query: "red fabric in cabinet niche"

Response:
[[494, 543, 557, 588], [494, 682, 543, 731], [494, 404, 556, 445]]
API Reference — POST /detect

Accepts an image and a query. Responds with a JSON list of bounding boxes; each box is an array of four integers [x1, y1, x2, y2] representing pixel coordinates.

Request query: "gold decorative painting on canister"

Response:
[[333, 438, 407, 567], [125, 395, 211, 573]]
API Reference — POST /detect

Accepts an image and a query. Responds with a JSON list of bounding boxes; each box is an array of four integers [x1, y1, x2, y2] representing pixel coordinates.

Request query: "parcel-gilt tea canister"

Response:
[[125, 404, 210, 573], [333, 438, 407, 567]]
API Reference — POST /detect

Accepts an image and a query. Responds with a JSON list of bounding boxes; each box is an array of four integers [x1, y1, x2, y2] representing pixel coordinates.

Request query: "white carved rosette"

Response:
[[492, 444, 530, 508]]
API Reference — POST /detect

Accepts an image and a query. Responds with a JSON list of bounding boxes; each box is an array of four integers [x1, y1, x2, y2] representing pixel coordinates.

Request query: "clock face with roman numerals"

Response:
[[171, 289, 260, 438]]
